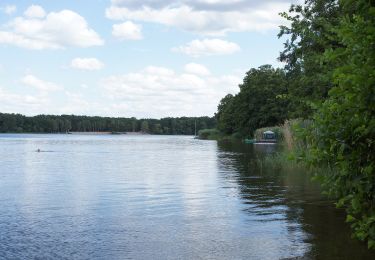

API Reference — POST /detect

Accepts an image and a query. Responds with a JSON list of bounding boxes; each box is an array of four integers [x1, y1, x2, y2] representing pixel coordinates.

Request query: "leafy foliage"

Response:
[[305, 0, 375, 248], [278, 0, 341, 118], [277, 0, 375, 248], [216, 94, 236, 135], [216, 65, 289, 137]]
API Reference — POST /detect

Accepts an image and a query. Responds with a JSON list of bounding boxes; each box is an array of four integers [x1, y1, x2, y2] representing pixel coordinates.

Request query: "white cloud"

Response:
[[105, 1, 293, 35], [1, 5, 17, 15], [143, 66, 174, 76], [101, 65, 241, 117], [173, 39, 240, 57], [0, 6, 104, 50], [0, 86, 100, 115], [59, 91, 92, 114], [24, 5, 46, 18], [184, 63, 210, 76], [112, 21, 143, 40], [1, 64, 242, 117], [0, 87, 49, 114], [21, 74, 63, 92], [0, 87, 40, 105], [110, 0, 294, 11], [71, 58, 104, 70], [0, 85, 106, 116]]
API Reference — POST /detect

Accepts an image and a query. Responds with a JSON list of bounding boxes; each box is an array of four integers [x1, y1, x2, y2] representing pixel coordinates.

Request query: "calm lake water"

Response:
[[0, 134, 374, 259]]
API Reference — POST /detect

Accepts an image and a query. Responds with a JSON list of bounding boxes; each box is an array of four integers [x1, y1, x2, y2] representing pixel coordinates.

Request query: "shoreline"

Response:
[[0, 131, 149, 135], [0, 132, 193, 136]]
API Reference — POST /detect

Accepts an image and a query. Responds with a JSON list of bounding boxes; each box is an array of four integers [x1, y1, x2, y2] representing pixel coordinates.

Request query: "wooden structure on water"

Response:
[[244, 130, 277, 144]]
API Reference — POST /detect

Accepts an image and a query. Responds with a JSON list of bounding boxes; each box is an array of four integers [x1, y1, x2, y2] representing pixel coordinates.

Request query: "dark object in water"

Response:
[[244, 139, 277, 144], [244, 139, 256, 144], [111, 132, 127, 135]]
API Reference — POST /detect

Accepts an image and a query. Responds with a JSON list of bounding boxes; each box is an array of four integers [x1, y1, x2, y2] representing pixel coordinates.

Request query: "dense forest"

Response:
[[216, 0, 375, 248], [0, 113, 216, 135]]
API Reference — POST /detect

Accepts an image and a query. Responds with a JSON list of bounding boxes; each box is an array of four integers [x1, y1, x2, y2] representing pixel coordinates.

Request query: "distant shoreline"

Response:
[[0, 132, 150, 135], [0, 113, 216, 136], [0, 132, 201, 136], [70, 131, 150, 135]]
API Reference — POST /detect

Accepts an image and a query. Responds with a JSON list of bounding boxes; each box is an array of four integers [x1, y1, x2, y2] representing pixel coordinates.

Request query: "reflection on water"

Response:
[[217, 140, 374, 259], [0, 134, 373, 259]]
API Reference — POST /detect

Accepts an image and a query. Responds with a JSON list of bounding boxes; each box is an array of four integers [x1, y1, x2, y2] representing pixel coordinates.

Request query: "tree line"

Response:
[[0, 113, 216, 135], [216, 0, 375, 248], [216, 65, 289, 136]]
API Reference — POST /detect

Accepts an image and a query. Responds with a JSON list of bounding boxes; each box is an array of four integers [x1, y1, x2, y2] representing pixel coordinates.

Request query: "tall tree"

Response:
[[216, 94, 236, 135], [216, 65, 289, 136], [278, 0, 341, 118], [306, 0, 375, 248]]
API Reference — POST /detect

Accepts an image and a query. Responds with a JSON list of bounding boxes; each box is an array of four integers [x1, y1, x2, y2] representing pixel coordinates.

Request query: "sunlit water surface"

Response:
[[0, 134, 374, 259]]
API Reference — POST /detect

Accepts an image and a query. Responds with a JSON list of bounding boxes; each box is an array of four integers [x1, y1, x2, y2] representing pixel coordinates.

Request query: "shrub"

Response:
[[198, 129, 221, 140]]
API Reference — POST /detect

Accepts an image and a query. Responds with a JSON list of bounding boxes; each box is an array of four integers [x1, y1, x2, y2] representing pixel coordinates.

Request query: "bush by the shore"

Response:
[[198, 129, 221, 140]]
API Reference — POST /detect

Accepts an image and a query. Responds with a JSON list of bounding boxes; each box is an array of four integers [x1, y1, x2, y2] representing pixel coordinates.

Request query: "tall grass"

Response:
[[250, 119, 314, 171], [253, 119, 311, 151], [281, 120, 294, 150]]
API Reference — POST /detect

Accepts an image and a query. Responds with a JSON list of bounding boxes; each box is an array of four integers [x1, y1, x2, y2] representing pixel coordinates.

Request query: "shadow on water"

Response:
[[217, 140, 375, 260]]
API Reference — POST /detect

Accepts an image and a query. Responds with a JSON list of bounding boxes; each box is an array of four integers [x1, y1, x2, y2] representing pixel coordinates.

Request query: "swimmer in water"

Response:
[[37, 149, 41, 152]]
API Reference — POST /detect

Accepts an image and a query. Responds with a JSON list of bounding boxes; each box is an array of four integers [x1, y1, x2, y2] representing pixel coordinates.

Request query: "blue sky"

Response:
[[0, 0, 297, 118]]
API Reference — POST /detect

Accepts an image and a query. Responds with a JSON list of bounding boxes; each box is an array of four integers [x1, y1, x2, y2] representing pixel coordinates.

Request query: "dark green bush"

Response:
[[198, 129, 221, 140]]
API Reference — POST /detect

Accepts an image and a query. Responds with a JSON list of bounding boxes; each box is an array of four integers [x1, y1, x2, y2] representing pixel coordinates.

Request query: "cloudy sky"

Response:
[[0, 0, 297, 118]]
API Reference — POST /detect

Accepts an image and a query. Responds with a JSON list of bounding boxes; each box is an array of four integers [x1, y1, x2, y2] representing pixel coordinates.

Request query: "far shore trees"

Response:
[[0, 113, 216, 136]]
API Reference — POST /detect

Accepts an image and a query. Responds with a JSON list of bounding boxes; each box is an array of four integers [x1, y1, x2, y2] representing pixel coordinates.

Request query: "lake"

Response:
[[0, 134, 374, 259]]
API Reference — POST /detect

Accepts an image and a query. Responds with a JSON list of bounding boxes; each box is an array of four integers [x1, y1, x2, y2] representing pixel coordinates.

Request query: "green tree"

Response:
[[153, 123, 163, 134], [216, 94, 236, 135], [141, 121, 149, 133], [278, 0, 341, 118], [235, 65, 289, 135], [306, 0, 375, 248], [0, 113, 216, 135], [217, 65, 289, 136]]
